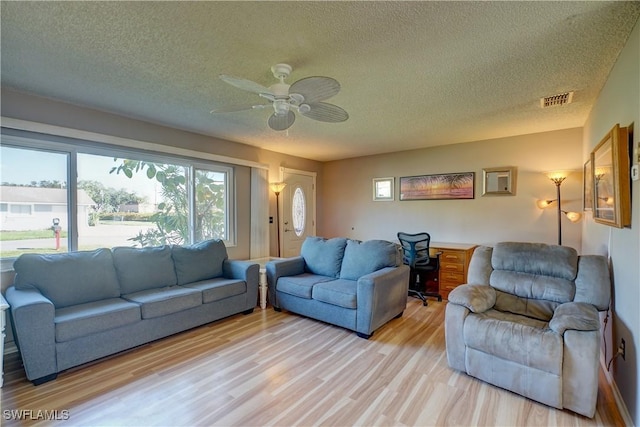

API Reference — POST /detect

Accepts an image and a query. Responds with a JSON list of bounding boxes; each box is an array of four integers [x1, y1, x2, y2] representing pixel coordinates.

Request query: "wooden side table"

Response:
[[0, 293, 8, 387]]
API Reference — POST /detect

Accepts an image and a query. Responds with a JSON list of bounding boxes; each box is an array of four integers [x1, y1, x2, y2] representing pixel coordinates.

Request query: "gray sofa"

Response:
[[5, 239, 259, 385], [266, 237, 410, 338], [445, 242, 610, 418]]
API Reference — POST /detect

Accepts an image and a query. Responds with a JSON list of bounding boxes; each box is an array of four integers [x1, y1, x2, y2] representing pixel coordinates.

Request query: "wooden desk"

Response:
[[430, 242, 477, 300]]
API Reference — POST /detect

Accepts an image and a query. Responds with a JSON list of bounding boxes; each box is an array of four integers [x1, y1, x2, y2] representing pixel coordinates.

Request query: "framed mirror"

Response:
[[373, 177, 394, 201], [482, 166, 517, 196], [592, 124, 630, 228]]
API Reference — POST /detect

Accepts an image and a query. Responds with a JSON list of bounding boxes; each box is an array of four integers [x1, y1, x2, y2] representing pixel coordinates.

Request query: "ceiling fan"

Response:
[[211, 63, 349, 131]]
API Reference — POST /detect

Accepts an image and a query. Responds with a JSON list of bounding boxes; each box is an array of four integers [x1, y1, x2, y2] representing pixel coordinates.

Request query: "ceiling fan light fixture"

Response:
[[214, 63, 348, 131], [298, 104, 311, 114], [273, 99, 290, 116]]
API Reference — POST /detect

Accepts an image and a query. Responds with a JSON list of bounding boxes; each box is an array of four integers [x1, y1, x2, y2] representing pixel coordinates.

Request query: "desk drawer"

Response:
[[440, 250, 466, 264], [440, 272, 464, 286], [440, 262, 464, 273]]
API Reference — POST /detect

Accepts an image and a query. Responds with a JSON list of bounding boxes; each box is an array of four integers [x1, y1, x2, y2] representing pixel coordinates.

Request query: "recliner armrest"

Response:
[[549, 302, 599, 335], [447, 284, 496, 313]]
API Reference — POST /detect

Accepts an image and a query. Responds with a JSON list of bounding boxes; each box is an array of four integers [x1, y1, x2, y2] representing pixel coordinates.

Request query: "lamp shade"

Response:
[[564, 211, 582, 223], [545, 170, 572, 185], [545, 170, 571, 181], [269, 182, 287, 194], [536, 199, 556, 209]]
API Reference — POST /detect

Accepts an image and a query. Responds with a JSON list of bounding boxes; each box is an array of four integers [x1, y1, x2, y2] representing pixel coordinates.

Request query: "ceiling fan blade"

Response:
[[289, 76, 341, 103], [300, 102, 349, 123], [268, 111, 295, 131], [210, 104, 270, 113], [219, 74, 274, 96]]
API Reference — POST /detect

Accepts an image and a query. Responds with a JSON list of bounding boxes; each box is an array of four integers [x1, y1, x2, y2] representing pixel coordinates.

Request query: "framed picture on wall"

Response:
[[399, 172, 475, 201], [591, 123, 631, 228], [583, 158, 593, 211], [373, 177, 394, 201]]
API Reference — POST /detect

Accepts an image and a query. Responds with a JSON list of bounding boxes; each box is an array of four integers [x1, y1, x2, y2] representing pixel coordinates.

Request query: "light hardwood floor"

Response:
[[1, 298, 625, 426]]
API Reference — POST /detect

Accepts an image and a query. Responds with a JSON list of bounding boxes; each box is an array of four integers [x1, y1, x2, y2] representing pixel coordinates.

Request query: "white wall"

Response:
[[582, 20, 639, 425], [321, 128, 584, 250]]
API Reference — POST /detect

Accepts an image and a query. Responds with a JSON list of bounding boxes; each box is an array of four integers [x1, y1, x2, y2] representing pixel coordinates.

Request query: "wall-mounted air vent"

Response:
[[540, 91, 574, 108]]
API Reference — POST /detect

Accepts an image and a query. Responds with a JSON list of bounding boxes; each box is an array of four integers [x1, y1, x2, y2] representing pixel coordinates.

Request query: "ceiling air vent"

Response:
[[540, 91, 574, 108]]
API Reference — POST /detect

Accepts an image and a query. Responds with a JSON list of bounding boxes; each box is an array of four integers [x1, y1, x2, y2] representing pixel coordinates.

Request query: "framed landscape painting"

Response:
[[400, 172, 475, 201]]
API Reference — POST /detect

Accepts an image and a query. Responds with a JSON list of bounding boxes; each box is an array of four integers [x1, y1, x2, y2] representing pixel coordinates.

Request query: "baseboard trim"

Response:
[[600, 355, 634, 426], [4, 342, 18, 355]]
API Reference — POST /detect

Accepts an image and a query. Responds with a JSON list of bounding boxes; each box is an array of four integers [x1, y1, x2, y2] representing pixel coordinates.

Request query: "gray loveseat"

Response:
[[266, 237, 410, 338], [5, 239, 259, 385], [445, 242, 610, 418]]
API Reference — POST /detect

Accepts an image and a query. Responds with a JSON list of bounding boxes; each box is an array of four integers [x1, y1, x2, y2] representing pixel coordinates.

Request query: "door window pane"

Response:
[[292, 186, 306, 237], [0, 145, 68, 257]]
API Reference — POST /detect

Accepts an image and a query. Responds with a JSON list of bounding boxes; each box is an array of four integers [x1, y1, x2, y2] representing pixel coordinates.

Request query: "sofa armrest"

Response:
[[549, 302, 600, 335], [223, 259, 259, 282], [447, 284, 496, 313], [266, 257, 306, 308], [5, 286, 57, 382], [223, 259, 260, 308], [356, 265, 409, 335]]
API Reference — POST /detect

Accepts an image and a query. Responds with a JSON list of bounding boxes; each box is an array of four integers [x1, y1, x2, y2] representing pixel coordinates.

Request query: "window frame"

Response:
[[1, 128, 236, 264]]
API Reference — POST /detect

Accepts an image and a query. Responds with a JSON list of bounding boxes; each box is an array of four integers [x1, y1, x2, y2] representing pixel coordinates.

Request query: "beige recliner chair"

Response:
[[445, 242, 610, 418]]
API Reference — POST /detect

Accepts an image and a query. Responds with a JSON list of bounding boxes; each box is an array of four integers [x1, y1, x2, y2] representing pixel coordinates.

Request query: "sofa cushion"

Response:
[[123, 286, 202, 319], [339, 239, 399, 280], [182, 278, 246, 304], [55, 298, 141, 342], [112, 245, 177, 294], [172, 239, 228, 285], [301, 237, 347, 278], [312, 279, 357, 309], [13, 249, 120, 308], [277, 273, 334, 299], [464, 309, 562, 375]]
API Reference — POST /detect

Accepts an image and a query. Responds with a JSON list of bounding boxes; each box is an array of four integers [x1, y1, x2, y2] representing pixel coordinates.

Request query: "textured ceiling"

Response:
[[2, 1, 639, 162]]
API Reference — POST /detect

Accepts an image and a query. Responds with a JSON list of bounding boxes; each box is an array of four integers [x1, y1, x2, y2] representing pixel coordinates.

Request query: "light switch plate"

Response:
[[632, 164, 639, 181]]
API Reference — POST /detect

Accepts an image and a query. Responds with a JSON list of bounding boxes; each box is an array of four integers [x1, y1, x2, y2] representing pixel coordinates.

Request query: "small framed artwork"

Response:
[[400, 172, 475, 201], [373, 177, 394, 201], [591, 123, 630, 228], [583, 158, 593, 211]]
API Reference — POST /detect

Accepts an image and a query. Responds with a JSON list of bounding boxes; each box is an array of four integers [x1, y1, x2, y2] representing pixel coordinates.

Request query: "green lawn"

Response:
[[0, 229, 68, 241]]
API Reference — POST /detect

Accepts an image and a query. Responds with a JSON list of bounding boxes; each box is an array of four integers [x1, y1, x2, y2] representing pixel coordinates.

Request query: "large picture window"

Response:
[[1, 130, 234, 262]]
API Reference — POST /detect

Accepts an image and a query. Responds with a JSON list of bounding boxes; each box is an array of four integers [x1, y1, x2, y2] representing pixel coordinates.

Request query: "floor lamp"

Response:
[[536, 171, 581, 246], [269, 182, 286, 257]]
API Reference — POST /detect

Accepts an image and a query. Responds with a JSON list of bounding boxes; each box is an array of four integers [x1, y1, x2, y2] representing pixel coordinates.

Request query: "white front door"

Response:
[[281, 168, 316, 257]]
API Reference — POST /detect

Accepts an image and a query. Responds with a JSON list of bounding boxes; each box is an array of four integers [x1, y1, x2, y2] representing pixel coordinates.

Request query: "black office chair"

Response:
[[397, 232, 442, 306]]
